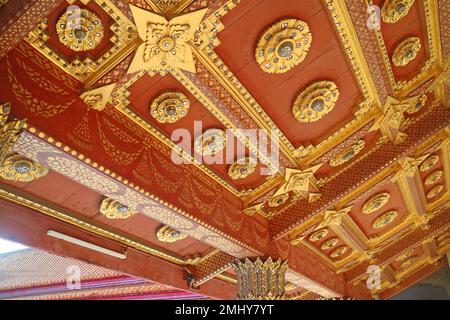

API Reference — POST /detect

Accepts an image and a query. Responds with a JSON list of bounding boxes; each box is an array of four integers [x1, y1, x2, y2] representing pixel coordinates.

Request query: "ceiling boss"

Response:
[[127, 5, 207, 75], [255, 18, 312, 74]]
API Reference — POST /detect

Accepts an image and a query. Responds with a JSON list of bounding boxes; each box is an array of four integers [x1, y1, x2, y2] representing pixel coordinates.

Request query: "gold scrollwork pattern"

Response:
[[329, 139, 365, 167], [424, 170, 443, 186], [194, 129, 226, 156], [99, 198, 137, 219], [292, 80, 340, 123], [0, 103, 26, 165], [419, 155, 439, 172], [150, 92, 190, 124], [0, 154, 48, 182], [156, 225, 187, 243], [381, 0, 415, 24], [309, 229, 328, 242], [426, 184, 444, 199], [406, 94, 427, 114], [255, 18, 312, 74], [56, 8, 104, 52], [400, 256, 418, 269], [362, 192, 391, 214], [228, 157, 257, 180], [372, 210, 398, 229], [391, 37, 421, 67]]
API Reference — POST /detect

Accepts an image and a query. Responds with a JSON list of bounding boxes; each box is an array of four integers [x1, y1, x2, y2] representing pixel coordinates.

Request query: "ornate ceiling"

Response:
[[0, 0, 449, 300]]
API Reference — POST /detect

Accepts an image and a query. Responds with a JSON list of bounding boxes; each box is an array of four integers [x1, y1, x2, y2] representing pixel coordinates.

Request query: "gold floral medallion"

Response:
[[321, 238, 339, 250], [362, 192, 391, 214], [406, 94, 427, 114], [372, 210, 398, 229], [381, 0, 415, 24], [391, 37, 421, 67], [228, 157, 257, 180], [330, 246, 347, 258], [424, 170, 443, 186], [330, 140, 365, 167], [150, 92, 190, 123], [100, 198, 137, 219], [419, 155, 439, 172], [309, 229, 329, 242], [426, 184, 444, 199], [268, 193, 290, 208], [255, 18, 312, 74], [194, 129, 226, 156], [156, 225, 187, 243], [56, 8, 104, 52], [0, 154, 48, 182], [292, 80, 339, 123]]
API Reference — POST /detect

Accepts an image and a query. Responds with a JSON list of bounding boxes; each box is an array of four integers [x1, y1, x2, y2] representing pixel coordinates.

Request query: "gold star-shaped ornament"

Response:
[[128, 5, 207, 75]]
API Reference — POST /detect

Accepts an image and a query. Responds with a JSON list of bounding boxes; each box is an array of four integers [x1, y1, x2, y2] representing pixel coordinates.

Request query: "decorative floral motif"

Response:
[[292, 80, 340, 123], [255, 18, 312, 74], [100, 198, 137, 219], [127, 5, 207, 74], [330, 140, 365, 167], [391, 37, 421, 67], [150, 92, 190, 123], [228, 157, 257, 180], [321, 238, 339, 250], [381, 0, 415, 23], [156, 225, 187, 243], [426, 184, 444, 199], [56, 8, 104, 52], [45, 156, 119, 194], [362, 192, 391, 214], [406, 94, 427, 114], [424, 170, 443, 186], [268, 193, 290, 208], [0, 154, 48, 182], [372, 210, 398, 229], [330, 246, 347, 258], [309, 229, 329, 242], [419, 155, 439, 172], [194, 129, 226, 156]]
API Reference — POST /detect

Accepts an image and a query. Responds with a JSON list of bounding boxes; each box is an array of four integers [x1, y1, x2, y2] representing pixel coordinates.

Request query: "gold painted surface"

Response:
[[372, 210, 399, 229], [329, 140, 365, 167], [228, 157, 257, 180], [424, 170, 443, 185], [156, 225, 188, 243], [362, 192, 391, 215], [381, 0, 416, 23], [99, 198, 137, 219], [391, 37, 421, 67]]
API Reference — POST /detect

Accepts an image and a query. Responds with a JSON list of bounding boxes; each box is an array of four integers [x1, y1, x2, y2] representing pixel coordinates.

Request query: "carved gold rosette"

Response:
[[321, 238, 338, 250], [420, 155, 439, 172], [292, 80, 339, 123], [194, 129, 226, 156], [156, 225, 187, 243], [0, 154, 48, 182], [100, 198, 137, 219], [255, 19, 312, 74], [381, 0, 415, 23], [372, 210, 398, 229], [268, 193, 290, 208], [330, 246, 347, 258], [330, 140, 365, 167], [426, 184, 444, 199], [362, 192, 391, 214], [391, 37, 421, 67], [150, 92, 190, 124], [233, 257, 288, 300], [309, 229, 328, 242], [56, 8, 104, 52], [228, 157, 257, 180], [406, 94, 427, 114], [424, 170, 442, 186]]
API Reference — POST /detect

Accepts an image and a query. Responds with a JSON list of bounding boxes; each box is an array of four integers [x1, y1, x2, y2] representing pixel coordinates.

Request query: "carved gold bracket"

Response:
[[0, 103, 26, 165]]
